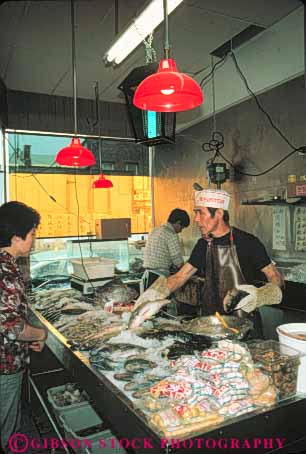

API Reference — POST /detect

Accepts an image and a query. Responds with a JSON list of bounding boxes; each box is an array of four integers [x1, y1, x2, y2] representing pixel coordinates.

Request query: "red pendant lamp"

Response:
[[56, 138, 96, 167], [133, 0, 203, 112], [92, 174, 113, 188], [55, 0, 96, 168]]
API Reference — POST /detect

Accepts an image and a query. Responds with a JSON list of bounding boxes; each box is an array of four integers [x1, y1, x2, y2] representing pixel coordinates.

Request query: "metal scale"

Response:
[[70, 275, 113, 294]]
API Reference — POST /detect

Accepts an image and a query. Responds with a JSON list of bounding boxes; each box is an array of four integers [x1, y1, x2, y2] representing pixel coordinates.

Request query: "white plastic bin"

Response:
[[71, 258, 117, 280], [47, 384, 89, 427], [60, 405, 125, 454], [277, 323, 306, 394]]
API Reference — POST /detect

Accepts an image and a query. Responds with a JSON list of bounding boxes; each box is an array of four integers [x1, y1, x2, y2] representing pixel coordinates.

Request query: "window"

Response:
[[125, 162, 139, 175], [6, 132, 151, 236], [101, 162, 114, 171]]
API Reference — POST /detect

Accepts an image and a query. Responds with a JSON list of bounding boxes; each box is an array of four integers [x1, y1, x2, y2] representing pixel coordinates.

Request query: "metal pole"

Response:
[[163, 0, 170, 59], [211, 55, 216, 133], [149, 146, 155, 228], [3, 132, 8, 202], [94, 81, 103, 171], [71, 0, 77, 135], [115, 0, 119, 35]]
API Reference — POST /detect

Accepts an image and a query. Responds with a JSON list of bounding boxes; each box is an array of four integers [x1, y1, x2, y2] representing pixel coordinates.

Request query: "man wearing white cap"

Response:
[[129, 189, 283, 329]]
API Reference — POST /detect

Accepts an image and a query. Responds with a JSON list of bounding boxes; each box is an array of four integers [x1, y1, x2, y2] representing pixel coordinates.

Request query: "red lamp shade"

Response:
[[92, 174, 113, 189], [133, 58, 203, 112], [55, 138, 96, 167]]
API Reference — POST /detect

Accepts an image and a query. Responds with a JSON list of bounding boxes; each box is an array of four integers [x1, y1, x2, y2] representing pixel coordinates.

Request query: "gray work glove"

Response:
[[133, 276, 170, 311], [233, 283, 282, 314], [128, 299, 170, 329]]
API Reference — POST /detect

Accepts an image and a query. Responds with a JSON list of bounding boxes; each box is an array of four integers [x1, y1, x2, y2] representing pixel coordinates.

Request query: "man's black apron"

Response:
[[201, 228, 262, 337], [142, 269, 169, 291]]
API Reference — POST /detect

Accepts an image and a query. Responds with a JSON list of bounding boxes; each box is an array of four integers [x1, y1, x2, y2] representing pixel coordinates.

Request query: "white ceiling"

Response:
[[0, 0, 302, 104]]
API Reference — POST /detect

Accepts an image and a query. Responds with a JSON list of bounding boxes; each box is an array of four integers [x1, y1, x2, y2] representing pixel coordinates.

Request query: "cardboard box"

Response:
[[95, 218, 131, 239], [287, 182, 306, 197]]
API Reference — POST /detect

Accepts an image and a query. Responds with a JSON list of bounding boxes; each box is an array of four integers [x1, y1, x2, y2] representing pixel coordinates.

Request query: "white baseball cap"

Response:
[[195, 189, 231, 210]]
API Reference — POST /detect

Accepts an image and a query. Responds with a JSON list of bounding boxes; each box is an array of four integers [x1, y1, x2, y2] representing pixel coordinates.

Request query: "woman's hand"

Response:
[[29, 341, 45, 352]]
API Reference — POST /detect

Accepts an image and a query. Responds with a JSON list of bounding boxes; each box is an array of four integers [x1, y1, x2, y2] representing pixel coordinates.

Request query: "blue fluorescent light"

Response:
[[147, 110, 157, 138]]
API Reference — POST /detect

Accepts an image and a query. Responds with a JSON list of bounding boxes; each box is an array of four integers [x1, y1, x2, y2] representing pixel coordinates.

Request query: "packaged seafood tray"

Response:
[[47, 383, 90, 426], [247, 340, 305, 400], [60, 405, 125, 454], [71, 258, 117, 280]]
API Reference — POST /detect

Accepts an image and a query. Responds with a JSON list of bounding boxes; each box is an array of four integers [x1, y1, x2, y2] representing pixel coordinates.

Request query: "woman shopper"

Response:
[[0, 201, 47, 453]]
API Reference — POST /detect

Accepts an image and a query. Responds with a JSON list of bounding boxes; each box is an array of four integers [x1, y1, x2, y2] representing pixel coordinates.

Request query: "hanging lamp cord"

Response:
[[211, 55, 217, 134], [163, 0, 170, 59], [95, 81, 103, 171], [71, 0, 78, 135]]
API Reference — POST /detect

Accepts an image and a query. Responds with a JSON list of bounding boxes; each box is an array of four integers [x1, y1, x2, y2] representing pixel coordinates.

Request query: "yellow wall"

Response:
[[9, 173, 151, 237], [153, 175, 236, 256]]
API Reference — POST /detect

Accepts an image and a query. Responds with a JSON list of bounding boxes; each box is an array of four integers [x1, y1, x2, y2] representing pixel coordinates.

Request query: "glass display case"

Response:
[[128, 234, 147, 273], [67, 239, 130, 273], [30, 235, 147, 289], [30, 237, 76, 283]]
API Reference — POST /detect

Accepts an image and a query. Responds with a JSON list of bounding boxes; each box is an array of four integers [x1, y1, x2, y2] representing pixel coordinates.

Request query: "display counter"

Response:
[[28, 306, 306, 454]]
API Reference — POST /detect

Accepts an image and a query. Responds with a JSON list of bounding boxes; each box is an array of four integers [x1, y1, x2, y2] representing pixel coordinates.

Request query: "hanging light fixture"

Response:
[[92, 140, 113, 189], [133, 0, 203, 112], [55, 0, 96, 167], [92, 174, 113, 189], [103, 0, 184, 66], [92, 83, 113, 189], [56, 137, 96, 167]]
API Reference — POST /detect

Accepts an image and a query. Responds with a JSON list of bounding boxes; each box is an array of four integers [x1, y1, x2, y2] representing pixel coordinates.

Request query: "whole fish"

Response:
[[113, 372, 137, 381], [124, 381, 153, 392], [124, 357, 157, 373], [128, 299, 169, 329], [84, 323, 126, 341], [91, 343, 145, 355], [90, 343, 145, 363], [61, 302, 95, 315], [95, 278, 138, 306], [123, 376, 161, 391], [132, 389, 150, 399]]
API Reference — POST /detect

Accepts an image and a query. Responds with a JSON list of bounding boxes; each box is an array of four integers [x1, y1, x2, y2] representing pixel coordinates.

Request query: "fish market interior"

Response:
[[1, 0, 306, 453]]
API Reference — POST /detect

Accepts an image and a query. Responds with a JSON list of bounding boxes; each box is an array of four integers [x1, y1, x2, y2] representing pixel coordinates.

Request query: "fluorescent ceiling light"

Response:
[[104, 0, 183, 65]]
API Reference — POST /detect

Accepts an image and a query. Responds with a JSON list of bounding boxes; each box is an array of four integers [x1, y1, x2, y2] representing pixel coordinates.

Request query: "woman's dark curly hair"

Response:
[[0, 201, 40, 247]]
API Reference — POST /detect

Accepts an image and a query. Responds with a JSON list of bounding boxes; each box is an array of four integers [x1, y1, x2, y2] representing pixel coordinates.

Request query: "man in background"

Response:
[[143, 208, 190, 290], [0, 201, 47, 453]]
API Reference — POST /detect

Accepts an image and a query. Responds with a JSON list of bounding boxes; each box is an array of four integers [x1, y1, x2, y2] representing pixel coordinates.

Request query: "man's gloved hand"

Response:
[[133, 276, 170, 311], [223, 288, 250, 313], [234, 283, 282, 314]]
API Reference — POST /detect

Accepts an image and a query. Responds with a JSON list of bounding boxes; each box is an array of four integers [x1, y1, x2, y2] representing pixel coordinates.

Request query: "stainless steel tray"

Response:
[[182, 315, 253, 341]]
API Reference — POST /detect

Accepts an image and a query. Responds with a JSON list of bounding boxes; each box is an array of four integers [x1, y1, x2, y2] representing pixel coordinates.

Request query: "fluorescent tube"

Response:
[[104, 0, 183, 65]]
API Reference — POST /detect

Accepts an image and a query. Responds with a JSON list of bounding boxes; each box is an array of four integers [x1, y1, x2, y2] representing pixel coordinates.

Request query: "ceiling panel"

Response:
[[185, 0, 301, 27], [0, 0, 302, 103]]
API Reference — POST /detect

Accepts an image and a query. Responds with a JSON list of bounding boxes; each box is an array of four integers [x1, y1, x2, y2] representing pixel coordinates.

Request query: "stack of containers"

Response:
[[47, 384, 90, 427], [59, 405, 125, 454], [247, 340, 305, 399], [277, 323, 306, 394], [47, 383, 125, 454]]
